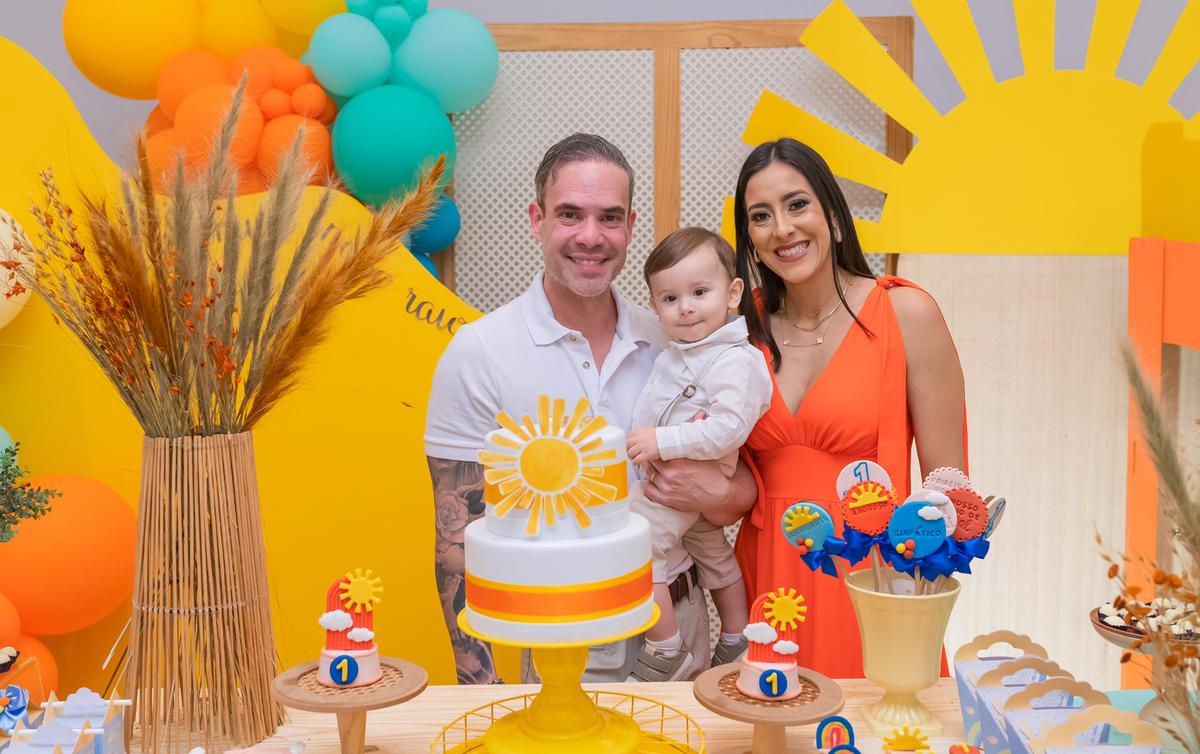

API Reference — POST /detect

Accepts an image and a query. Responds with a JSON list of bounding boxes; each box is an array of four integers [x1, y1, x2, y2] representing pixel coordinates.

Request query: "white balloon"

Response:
[[0, 209, 30, 331]]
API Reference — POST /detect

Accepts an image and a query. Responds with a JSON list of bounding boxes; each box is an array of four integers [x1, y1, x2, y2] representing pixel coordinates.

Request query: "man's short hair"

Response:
[[534, 133, 635, 209]]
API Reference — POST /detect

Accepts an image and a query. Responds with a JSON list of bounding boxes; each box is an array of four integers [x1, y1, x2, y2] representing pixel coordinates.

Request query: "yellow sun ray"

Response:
[[537, 395, 550, 434], [494, 486, 528, 517], [1085, 0, 1139, 76], [801, 0, 940, 139], [521, 415, 537, 438], [478, 451, 517, 467], [911, 0, 993, 96], [573, 416, 608, 443], [1013, 0, 1054, 77], [1143, 1, 1200, 102], [580, 466, 604, 478], [578, 476, 618, 502], [498, 477, 524, 496], [562, 398, 590, 438], [491, 434, 522, 450], [583, 449, 619, 463], [550, 397, 565, 434], [484, 468, 518, 485], [526, 497, 543, 535], [567, 485, 592, 508], [743, 91, 901, 192], [579, 437, 604, 453], [543, 495, 557, 527], [566, 498, 592, 528], [496, 411, 530, 441]]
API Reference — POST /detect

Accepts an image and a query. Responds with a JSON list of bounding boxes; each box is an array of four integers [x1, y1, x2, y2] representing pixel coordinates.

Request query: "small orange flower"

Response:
[[1154, 570, 1168, 585], [1108, 564, 1120, 579]]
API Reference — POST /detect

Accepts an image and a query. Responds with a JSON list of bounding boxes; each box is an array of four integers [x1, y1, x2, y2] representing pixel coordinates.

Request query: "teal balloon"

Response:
[[416, 252, 438, 277], [400, 0, 427, 19], [332, 85, 456, 206], [374, 5, 412, 47], [308, 13, 391, 97], [409, 195, 460, 255], [0, 426, 11, 454], [345, 0, 379, 18], [390, 9, 498, 113]]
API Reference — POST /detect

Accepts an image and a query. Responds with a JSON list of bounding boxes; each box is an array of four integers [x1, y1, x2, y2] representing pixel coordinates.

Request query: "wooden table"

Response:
[[154, 678, 959, 754]]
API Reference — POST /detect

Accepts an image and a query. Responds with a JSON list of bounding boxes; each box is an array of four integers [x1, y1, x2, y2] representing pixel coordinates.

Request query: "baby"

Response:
[[626, 226, 772, 682]]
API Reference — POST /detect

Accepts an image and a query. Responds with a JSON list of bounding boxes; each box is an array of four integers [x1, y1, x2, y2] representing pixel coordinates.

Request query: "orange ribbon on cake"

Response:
[[466, 562, 651, 624]]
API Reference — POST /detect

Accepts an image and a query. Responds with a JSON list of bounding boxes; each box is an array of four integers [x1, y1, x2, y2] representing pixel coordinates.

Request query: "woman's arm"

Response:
[[888, 286, 967, 479], [642, 457, 758, 527]]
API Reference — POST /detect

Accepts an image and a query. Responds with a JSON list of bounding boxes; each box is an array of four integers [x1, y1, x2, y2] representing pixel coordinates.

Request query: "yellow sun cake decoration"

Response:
[[763, 587, 808, 631], [883, 725, 932, 754], [783, 504, 820, 532], [339, 568, 384, 613], [478, 396, 626, 536], [731, 0, 1200, 254]]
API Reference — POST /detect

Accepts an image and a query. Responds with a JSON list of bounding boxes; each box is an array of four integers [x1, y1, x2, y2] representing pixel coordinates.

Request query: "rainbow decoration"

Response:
[[817, 715, 856, 750]]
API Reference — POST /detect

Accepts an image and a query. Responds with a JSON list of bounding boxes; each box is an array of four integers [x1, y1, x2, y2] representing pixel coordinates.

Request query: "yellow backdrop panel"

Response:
[[0, 38, 476, 690]]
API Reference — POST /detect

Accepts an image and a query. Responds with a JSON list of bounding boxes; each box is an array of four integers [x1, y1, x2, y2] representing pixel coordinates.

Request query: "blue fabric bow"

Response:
[[799, 536, 847, 577], [840, 528, 888, 566], [883, 540, 956, 580], [946, 536, 991, 574], [0, 685, 29, 733]]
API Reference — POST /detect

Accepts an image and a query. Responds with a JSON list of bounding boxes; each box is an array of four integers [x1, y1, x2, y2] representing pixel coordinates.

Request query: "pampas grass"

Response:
[[1, 82, 444, 438], [1102, 345, 1200, 751]]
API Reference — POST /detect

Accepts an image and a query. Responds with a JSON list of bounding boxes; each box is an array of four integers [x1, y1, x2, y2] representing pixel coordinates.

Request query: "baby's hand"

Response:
[[626, 427, 661, 465]]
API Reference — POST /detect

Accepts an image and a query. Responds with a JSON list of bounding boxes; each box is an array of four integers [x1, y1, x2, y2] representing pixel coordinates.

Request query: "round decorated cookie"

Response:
[[782, 502, 836, 555], [905, 489, 956, 537], [841, 480, 895, 536], [947, 488, 989, 541], [887, 500, 947, 560], [923, 466, 971, 493], [837, 460, 892, 500], [984, 496, 1007, 539]]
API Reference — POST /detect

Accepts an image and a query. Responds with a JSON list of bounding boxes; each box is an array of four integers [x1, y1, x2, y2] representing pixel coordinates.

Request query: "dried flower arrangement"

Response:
[[1101, 345, 1200, 751]]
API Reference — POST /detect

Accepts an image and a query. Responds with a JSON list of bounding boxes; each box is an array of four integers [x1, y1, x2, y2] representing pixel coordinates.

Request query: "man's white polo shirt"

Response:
[[425, 272, 665, 462]]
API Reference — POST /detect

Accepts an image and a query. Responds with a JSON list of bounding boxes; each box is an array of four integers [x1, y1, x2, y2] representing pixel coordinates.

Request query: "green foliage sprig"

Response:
[[0, 443, 58, 543]]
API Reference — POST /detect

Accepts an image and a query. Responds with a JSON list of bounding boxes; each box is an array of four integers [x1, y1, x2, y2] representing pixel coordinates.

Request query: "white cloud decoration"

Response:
[[743, 622, 778, 644], [319, 610, 353, 631], [773, 640, 799, 655], [918, 505, 945, 521], [347, 627, 375, 643]]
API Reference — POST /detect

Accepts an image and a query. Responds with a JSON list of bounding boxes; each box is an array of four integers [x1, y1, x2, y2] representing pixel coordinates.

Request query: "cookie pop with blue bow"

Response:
[[782, 501, 847, 578]]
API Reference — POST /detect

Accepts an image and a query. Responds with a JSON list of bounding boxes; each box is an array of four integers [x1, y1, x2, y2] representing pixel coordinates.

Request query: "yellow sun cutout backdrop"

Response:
[[763, 587, 807, 630], [479, 396, 623, 536], [729, 0, 1200, 254], [339, 568, 384, 613]]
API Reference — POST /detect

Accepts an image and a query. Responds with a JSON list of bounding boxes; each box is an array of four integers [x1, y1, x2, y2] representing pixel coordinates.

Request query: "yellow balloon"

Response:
[[261, 0, 346, 36], [201, 0, 278, 60], [275, 28, 312, 59], [62, 0, 201, 100]]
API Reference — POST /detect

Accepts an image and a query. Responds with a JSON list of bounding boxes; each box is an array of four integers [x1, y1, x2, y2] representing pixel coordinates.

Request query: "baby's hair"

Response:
[[643, 226, 737, 289]]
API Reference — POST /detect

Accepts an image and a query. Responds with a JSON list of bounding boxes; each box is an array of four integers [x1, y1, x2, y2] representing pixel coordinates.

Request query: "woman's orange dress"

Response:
[[734, 276, 962, 679]]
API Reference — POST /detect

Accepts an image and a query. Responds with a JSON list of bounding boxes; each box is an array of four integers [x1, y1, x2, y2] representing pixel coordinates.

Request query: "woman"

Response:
[[732, 138, 967, 678]]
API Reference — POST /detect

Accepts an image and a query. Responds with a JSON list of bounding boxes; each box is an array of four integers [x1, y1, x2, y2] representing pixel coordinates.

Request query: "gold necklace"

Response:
[[781, 309, 837, 347], [780, 277, 854, 334]]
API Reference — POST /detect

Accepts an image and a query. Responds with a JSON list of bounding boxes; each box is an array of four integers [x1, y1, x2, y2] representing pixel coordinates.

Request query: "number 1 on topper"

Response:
[[836, 459, 893, 500]]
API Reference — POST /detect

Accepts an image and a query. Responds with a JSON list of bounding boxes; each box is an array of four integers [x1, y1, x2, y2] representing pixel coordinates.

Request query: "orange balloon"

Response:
[[144, 106, 174, 138], [0, 593, 21, 646], [317, 95, 338, 125], [146, 128, 186, 192], [4, 635, 58, 704], [175, 83, 264, 168], [229, 46, 289, 101], [237, 164, 269, 194], [291, 83, 326, 119], [260, 88, 293, 120], [0, 476, 135, 636], [271, 58, 312, 93], [257, 114, 332, 182], [156, 48, 229, 120]]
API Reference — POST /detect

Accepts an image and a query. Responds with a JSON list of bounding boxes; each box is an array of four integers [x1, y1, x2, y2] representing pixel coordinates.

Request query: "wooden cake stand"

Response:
[[273, 656, 428, 754], [693, 662, 845, 753]]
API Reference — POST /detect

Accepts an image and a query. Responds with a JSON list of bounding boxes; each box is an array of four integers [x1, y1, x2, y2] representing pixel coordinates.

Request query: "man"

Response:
[[425, 133, 756, 683]]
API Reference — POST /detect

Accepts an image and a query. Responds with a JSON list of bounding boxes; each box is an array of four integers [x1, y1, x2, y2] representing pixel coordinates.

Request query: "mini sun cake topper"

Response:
[[782, 501, 836, 555], [887, 501, 947, 560], [478, 396, 625, 536], [837, 459, 892, 500]]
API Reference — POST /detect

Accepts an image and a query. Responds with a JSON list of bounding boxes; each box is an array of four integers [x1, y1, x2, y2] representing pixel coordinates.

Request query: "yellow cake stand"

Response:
[[436, 606, 705, 754]]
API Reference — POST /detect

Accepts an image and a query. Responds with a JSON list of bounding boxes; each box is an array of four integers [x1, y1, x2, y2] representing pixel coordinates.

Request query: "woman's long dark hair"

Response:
[[735, 138, 875, 372]]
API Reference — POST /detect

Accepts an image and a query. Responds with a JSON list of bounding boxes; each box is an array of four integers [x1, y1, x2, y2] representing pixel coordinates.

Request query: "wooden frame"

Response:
[[1125, 236, 1200, 687], [435, 18, 915, 290]]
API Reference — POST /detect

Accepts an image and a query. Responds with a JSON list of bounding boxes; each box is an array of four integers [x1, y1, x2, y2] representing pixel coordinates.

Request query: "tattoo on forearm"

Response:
[[428, 457, 497, 684]]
